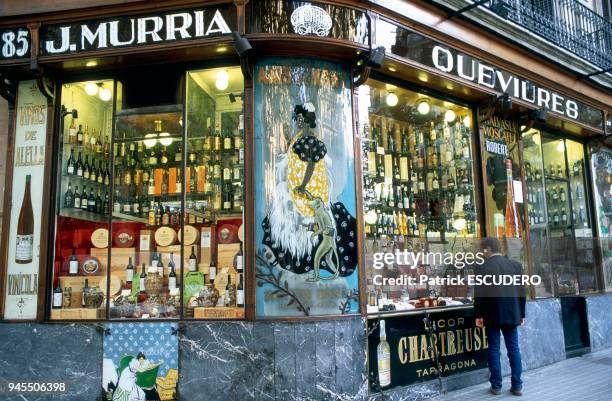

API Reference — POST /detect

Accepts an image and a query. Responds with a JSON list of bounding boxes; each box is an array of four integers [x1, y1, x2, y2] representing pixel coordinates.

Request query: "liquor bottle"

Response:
[[157, 253, 165, 277], [223, 161, 232, 182], [224, 129, 233, 150], [214, 129, 222, 151], [151, 252, 159, 270], [175, 169, 182, 194], [68, 118, 78, 144], [139, 264, 147, 302], [155, 203, 162, 226], [52, 280, 63, 309], [83, 125, 90, 150], [83, 155, 90, 180], [64, 182, 75, 208], [223, 183, 233, 210], [149, 147, 158, 166], [15, 175, 34, 264], [76, 124, 83, 146], [225, 275, 236, 306], [162, 206, 170, 226], [103, 192, 110, 216], [377, 319, 391, 387], [90, 128, 98, 150], [213, 154, 222, 180], [189, 246, 197, 272], [82, 278, 89, 307], [557, 163, 563, 177], [234, 241, 243, 273], [209, 254, 217, 283], [553, 209, 560, 226], [234, 127, 242, 151], [76, 152, 83, 177], [126, 257, 134, 289], [67, 148, 76, 175], [168, 260, 177, 291], [504, 159, 521, 237], [148, 172, 155, 196], [67, 247, 79, 275], [104, 164, 111, 186], [88, 187, 96, 212], [579, 205, 587, 227], [576, 182, 584, 200], [559, 187, 566, 202], [237, 273, 245, 307], [147, 201, 155, 225], [97, 161, 104, 184], [95, 130, 103, 154], [573, 160, 581, 176], [90, 159, 98, 183], [132, 195, 140, 216], [462, 137, 470, 159], [72, 185, 81, 209], [561, 208, 568, 225], [175, 146, 183, 163]]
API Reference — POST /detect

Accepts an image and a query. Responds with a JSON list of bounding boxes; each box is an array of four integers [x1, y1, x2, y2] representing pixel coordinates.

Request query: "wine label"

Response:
[[53, 292, 63, 307], [201, 230, 211, 247], [189, 259, 197, 271], [67, 165, 74, 174], [169, 277, 177, 291], [15, 234, 33, 262], [69, 260, 79, 275], [140, 233, 151, 251], [237, 289, 245, 306], [126, 269, 134, 282], [236, 255, 243, 272], [209, 266, 217, 280], [377, 351, 391, 386], [400, 157, 409, 181]]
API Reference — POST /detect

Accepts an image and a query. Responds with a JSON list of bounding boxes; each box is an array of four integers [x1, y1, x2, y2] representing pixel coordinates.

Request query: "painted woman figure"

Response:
[[261, 103, 357, 281]]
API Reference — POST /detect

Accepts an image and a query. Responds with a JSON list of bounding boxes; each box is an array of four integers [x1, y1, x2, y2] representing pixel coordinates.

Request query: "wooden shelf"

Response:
[[60, 208, 108, 223]]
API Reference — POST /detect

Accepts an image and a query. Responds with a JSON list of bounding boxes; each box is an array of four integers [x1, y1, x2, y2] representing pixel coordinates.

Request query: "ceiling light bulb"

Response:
[[417, 100, 430, 115], [556, 139, 565, 153], [98, 87, 112, 101], [85, 82, 98, 96], [159, 132, 173, 146], [386, 93, 398, 107], [215, 70, 229, 90], [143, 133, 157, 148], [444, 109, 456, 123], [463, 115, 471, 127]]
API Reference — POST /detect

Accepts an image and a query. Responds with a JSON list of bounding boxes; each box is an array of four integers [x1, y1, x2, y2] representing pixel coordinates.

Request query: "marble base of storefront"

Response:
[[586, 293, 612, 351]]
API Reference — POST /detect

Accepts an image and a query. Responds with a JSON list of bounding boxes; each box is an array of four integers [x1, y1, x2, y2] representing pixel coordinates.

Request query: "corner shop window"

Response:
[[523, 129, 595, 296], [357, 79, 479, 313], [50, 67, 245, 320], [590, 146, 612, 291]]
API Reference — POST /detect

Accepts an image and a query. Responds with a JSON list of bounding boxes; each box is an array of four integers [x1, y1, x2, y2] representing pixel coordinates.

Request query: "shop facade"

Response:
[[0, 1, 611, 400]]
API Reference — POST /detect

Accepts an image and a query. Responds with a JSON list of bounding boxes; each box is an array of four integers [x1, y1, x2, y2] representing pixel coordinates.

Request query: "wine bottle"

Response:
[[126, 256, 134, 289], [82, 278, 89, 307], [68, 118, 78, 144], [83, 125, 90, 150], [237, 273, 244, 307], [168, 260, 177, 291], [189, 246, 197, 272], [377, 320, 391, 387], [67, 148, 76, 175], [139, 263, 147, 302], [15, 175, 34, 264], [209, 254, 217, 283], [157, 253, 165, 277], [52, 280, 63, 309], [76, 124, 83, 146], [76, 152, 83, 177], [90, 159, 97, 182], [74, 186, 81, 209], [225, 275, 236, 306], [69, 248, 79, 275], [88, 187, 96, 212], [162, 206, 170, 226], [223, 183, 233, 210], [83, 155, 90, 180], [234, 241, 243, 273], [104, 164, 111, 186], [504, 159, 520, 238], [175, 169, 182, 194], [64, 182, 74, 208]]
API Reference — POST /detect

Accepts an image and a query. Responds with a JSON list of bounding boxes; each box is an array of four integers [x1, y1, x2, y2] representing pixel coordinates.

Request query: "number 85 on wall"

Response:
[[1, 28, 29, 59]]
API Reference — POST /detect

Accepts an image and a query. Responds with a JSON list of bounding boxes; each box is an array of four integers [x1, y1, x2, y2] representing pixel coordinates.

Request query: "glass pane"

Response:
[[522, 129, 552, 297], [110, 103, 183, 319], [357, 79, 479, 313], [590, 147, 612, 291], [50, 80, 114, 320], [184, 67, 245, 319]]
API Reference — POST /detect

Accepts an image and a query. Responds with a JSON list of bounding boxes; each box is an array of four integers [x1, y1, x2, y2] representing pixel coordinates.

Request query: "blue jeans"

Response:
[[487, 325, 523, 390]]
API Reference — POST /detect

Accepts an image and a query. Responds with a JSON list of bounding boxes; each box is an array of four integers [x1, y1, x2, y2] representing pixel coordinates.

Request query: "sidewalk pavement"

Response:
[[430, 347, 612, 401]]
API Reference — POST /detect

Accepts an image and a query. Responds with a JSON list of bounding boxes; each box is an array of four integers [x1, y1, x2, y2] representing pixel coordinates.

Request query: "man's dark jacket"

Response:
[[474, 255, 526, 327]]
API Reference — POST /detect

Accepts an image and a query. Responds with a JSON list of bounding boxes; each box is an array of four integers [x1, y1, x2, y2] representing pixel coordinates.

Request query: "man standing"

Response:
[[474, 237, 526, 396]]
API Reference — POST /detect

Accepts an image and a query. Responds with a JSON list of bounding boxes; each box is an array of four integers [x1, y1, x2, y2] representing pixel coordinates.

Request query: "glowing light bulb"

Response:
[[463, 115, 471, 127], [98, 87, 112, 101], [444, 109, 456, 123], [417, 100, 430, 115], [143, 133, 157, 148], [85, 82, 98, 96], [386, 93, 398, 107], [159, 132, 173, 146], [364, 210, 378, 225], [453, 218, 466, 231], [215, 70, 229, 90]]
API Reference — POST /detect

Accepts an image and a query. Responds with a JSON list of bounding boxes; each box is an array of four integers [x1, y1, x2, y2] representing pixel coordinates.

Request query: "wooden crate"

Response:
[[193, 307, 245, 319], [50, 307, 105, 319], [91, 247, 135, 273], [218, 243, 240, 273]]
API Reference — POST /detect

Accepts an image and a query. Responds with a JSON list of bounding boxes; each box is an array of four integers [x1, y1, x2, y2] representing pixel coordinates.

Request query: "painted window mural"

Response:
[[102, 322, 179, 401], [254, 58, 359, 316]]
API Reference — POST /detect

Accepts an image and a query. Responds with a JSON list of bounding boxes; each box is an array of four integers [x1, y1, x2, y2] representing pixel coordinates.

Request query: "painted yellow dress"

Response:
[[286, 131, 329, 217]]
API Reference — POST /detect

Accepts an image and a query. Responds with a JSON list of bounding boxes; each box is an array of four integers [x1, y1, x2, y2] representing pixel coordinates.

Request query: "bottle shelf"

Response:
[[60, 208, 109, 223], [111, 211, 148, 224]]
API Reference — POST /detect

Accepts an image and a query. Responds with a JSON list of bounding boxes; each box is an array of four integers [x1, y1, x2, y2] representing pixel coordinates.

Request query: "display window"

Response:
[[522, 128, 596, 296], [356, 78, 480, 313], [49, 66, 245, 320], [590, 146, 612, 291]]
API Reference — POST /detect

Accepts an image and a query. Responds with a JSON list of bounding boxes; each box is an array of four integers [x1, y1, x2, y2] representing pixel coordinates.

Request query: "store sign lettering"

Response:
[[432, 46, 579, 120], [0, 27, 30, 60], [41, 7, 234, 55]]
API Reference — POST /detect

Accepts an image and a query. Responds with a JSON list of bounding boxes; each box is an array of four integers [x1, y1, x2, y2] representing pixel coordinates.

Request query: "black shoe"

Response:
[[490, 387, 502, 395], [510, 388, 523, 396]]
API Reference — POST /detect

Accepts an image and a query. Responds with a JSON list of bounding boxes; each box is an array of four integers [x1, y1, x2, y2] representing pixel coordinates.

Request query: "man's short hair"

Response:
[[481, 237, 502, 253]]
